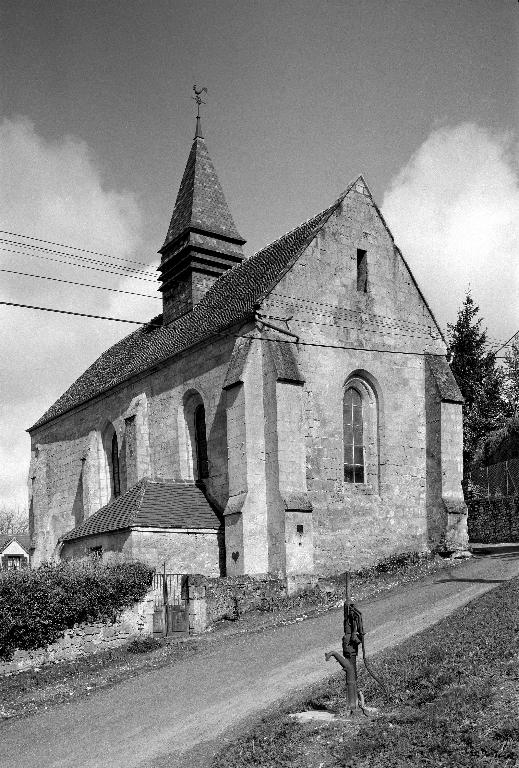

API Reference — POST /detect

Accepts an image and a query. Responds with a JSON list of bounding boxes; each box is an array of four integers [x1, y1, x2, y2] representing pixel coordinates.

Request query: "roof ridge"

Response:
[[252, 198, 340, 258]]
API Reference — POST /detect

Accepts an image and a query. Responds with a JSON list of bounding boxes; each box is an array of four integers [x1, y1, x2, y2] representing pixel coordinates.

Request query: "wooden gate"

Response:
[[152, 571, 189, 635]]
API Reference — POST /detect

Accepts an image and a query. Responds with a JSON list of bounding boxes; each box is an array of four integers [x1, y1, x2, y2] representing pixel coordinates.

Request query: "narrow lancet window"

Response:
[[357, 249, 367, 292], [194, 404, 209, 479], [344, 387, 365, 483], [111, 432, 121, 498]]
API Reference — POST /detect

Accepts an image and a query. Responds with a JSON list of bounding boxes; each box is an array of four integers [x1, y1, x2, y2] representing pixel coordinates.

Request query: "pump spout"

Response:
[[325, 650, 358, 711]]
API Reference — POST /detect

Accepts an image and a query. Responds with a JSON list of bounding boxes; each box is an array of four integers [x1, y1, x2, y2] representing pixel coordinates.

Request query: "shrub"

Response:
[[0, 560, 154, 661]]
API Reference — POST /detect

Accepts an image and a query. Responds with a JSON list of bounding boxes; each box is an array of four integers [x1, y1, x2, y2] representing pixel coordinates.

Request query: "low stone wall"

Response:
[[0, 592, 155, 676], [468, 497, 519, 543], [189, 573, 318, 625]]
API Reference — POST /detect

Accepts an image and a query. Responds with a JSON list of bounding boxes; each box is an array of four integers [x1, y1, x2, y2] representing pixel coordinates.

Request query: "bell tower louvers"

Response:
[[158, 117, 246, 324]]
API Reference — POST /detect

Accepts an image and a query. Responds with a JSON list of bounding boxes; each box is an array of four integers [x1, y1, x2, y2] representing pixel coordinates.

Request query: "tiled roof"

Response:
[[162, 136, 244, 249], [31, 197, 340, 429], [0, 534, 31, 554], [61, 479, 221, 541]]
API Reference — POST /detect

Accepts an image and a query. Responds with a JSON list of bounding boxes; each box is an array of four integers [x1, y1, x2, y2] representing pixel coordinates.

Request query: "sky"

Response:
[[0, 0, 518, 508]]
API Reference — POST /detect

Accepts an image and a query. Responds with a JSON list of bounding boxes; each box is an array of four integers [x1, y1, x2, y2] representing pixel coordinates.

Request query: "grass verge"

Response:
[[212, 575, 519, 768]]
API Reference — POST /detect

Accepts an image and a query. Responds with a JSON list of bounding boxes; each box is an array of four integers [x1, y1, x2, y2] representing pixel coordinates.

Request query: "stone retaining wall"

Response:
[[0, 593, 155, 676]]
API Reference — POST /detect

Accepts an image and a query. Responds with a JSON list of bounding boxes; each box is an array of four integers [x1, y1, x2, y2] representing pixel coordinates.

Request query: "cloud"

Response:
[[382, 122, 519, 345], [0, 117, 158, 508]]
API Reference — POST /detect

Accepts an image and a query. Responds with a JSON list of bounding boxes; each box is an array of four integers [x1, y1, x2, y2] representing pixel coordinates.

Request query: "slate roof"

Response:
[[31, 197, 340, 430], [162, 134, 245, 249], [61, 479, 221, 541], [0, 534, 31, 553]]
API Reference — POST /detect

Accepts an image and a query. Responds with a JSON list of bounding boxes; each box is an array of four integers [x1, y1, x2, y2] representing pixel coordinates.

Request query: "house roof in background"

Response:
[[61, 479, 221, 541], [0, 534, 31, 554]]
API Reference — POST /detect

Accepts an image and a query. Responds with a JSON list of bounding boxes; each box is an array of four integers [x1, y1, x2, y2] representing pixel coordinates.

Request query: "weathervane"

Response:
[[192, 85, 208, 118]]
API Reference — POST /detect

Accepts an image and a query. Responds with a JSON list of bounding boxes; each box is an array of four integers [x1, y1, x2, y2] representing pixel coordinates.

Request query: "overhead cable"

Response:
[[492, 330, 519, 355], [0, 268, 160, 299], [0, 300, 160, 326], [0, 229, 157, 271], [0, 246, 157, 282], [0, 237, 154, 276], [0, 300, 511, 359]]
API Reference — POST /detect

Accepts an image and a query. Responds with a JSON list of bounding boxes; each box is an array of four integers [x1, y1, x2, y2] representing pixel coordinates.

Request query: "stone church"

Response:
[[28, 114, 468, 579]]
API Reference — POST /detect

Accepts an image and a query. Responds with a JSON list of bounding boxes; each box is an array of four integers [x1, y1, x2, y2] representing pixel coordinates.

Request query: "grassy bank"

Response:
[[212, 575, 519, 768]]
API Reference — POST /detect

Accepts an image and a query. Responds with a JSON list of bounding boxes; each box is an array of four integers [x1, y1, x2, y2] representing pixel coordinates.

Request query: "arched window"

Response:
[[343, 387, 365, 483], [111, 432, 121, 497], [343, 373, 380, 491], [194, 404, 209, 479]]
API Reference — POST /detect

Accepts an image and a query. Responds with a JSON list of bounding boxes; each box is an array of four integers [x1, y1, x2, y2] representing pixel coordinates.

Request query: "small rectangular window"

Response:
[[357, 249, 367, 292]]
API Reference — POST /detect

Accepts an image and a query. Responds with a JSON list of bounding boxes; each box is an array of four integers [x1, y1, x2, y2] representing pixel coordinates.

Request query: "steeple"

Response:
[[158, 94, 246, 324]]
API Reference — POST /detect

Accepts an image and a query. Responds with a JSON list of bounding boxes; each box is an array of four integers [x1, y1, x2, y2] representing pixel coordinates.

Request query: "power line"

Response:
[[0, 297, 513, 361], [493, 330, 519, 355], [0, 246, 157, 282], [0, 299, 449, 353], [0, 268, 160, 299], [0, 229, 157, 271], [0, 237, 154, 276], [0, 300, 160, 326]]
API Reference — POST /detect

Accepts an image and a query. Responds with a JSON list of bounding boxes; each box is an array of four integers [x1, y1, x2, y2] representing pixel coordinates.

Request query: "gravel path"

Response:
[[2, 551, 518, 768]]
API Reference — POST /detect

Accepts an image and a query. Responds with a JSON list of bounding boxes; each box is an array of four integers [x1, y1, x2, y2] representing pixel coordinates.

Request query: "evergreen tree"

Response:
[[448, 292, 504, 469]]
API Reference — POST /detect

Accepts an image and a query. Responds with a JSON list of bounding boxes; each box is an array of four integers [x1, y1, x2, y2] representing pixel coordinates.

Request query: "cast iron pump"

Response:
[[325, 573, 388, 714]]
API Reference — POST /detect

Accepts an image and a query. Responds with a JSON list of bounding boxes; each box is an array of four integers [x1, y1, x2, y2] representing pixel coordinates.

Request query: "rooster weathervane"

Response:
[[192, 85, 208, 118]]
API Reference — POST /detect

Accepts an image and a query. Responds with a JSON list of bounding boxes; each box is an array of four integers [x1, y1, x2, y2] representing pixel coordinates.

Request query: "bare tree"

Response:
[[0, 504, 29, 534]]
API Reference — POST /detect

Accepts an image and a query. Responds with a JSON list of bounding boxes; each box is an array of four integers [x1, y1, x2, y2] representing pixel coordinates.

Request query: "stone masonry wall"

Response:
[[0, 592, 154, 676], [30, 333, 235, 566], [60, 529, 222, 576], [261, 182, 449, 574], [190, 573, 288, 625], [131, 530, 222, 575]]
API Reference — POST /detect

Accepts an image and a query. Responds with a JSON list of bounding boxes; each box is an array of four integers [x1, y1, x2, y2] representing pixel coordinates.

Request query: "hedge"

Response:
[[0, 560, 154, 661]]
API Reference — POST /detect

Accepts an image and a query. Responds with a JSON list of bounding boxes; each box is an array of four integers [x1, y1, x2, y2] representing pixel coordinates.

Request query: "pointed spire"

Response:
[[160, 132, 244, 250], [158, 102, 246, 324]]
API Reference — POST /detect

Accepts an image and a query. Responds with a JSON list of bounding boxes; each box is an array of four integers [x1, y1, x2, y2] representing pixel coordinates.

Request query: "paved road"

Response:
[[2, 552, 519, 768]]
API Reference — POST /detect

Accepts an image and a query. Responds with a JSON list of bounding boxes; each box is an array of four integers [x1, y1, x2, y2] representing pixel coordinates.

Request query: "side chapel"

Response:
[[28, 112, 469, 579]]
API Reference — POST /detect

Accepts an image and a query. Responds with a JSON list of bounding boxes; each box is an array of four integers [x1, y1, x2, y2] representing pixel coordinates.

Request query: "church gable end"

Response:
[[260, 176, 446, 357]]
